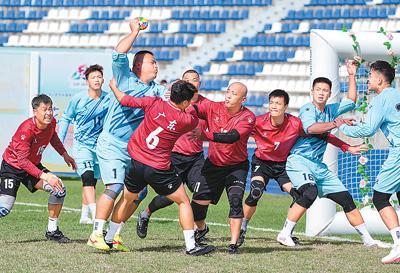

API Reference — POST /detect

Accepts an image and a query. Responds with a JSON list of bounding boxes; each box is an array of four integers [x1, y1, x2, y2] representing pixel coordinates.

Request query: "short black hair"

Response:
[[133, 50, 154, 66], [170, 80, 197, 104], [32, 94, 52, 109], [312, 77, 332, 90], [84, 64, 103, 80], [269, 89, 290, 105], [370, 60, 395, 84], [182, 69, 200, 79]]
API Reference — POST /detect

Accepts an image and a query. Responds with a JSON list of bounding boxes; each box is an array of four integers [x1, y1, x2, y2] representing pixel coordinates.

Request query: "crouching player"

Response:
[[0, 94, 76, 243]]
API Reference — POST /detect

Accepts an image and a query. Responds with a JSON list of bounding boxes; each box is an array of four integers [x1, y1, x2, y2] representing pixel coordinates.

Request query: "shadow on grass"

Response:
[[136, 245, 185, 253]]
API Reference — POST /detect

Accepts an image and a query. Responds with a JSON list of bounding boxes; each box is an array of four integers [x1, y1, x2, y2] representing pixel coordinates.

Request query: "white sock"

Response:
[[105, 221, 121, 243], [354, 223, 374, 243], [281, 219, 296, 236], [389, 227, 400, 244], [116, 222, 124, 235], [81, 204, 89, 219], [93, 219, 106, 234], [88, 203, 96, 219], [241, 218, 249, 231], [48, 217, 58, 232], [183, 230, 196, 251], [141, 210, 150, 219]]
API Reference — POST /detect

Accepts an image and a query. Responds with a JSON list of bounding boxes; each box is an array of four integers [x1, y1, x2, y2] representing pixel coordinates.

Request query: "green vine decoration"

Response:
[[377, 27, 399, 68]]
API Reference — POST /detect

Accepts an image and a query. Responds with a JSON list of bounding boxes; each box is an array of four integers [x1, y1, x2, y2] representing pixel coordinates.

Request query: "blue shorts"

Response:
[[286, 154, 347, 197], [373, 147, 400, 194], [96, 132, 130, 185], [73, 143, 100, 179]]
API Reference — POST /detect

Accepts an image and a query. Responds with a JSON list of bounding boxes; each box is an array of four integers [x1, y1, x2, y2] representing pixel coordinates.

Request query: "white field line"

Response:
[[14, 202, 359, 243]]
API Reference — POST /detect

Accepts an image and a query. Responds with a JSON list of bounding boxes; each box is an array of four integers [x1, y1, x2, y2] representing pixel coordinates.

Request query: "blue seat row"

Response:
[[134, 35, 194, 47], [242, 50, 295, 62], [0, 0, 271, 7], [0, 35, 8, 45], [69, 23, 109, 33], [239, 35, 310, 47], [310, 22, 352, 31], [171, 9, 249, 20], [227, 64, 264, 75], [263, 23, 300, 33], [285, 6, 395, 20], [0, 9, 48, 19], [340, 82, 368, 93], [0, 22, 27, 32], [306, 0, 366, 6], [153, 50, 179, 61], [244, 95, 267, 107], [90, 10, 130, 20], [193, 64, 211, 74], [382, 0, 400, 3], [179, 23, 226, 34], [201, 79, 230, 91]]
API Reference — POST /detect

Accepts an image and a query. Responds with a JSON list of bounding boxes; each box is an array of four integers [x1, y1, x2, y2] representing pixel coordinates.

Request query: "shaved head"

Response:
[[228, 82, 248, 98], [224, 81, 248, 112]]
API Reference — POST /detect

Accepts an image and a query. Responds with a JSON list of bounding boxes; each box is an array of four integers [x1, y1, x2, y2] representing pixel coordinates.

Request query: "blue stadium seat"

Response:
[[332, 8, 341, 19], [43, 0, 52, 6], [170, 51, 179, 60], [281, 24, 290, 33], [240, 10, 249, 19], [277, 51, 286, 61], [275, 36, 285, 46], [6, 22, 17, 32], [6, 10, 15, 19], [221, 10, 229, 19], [260, 51, 269, 61], [0, 11, 3, 19], [285, 10, 295, 20], [211, 10, 219, 19], [240, 37, 249, 46], [69, 24, 78, 33], [101, 10, 110, 20], [350, 8, 360, 18], [378, 7, 388, 18], [211, 80, 221, 90], [228, 65, 237, 75], [79, 23, 89, 33], [160, 23, 168, 31], [91, 10, 99, 19], [185, 36, 193, 45], [314, 9, 323, 20], [285, 36, 294, 46], [203, 80, 211, 91], [269, 51, 278, 61], [198, 23, 206, 33], [201, 10, 210, 20], [243, 51, 251, 61], [246, 65, 255, 75], [266, 36, 275, 46], [342, 8, 350, 18], [231, 10, 239, 19], [17, 10, 25, 19], [251, 51, 260, 62], [190, 10, 199, 19], [323, 9, 333, 19], [295, 10, 304, 20], [218, 23, 226, 33], [160, 51, 169, 60], [256, 35, 266, 46], [90, 24, 99, 33], [0, 23, 5, 32]]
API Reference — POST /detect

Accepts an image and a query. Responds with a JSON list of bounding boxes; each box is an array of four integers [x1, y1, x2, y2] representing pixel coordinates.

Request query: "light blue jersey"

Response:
[[340, 87, 400, 194], [290, 98, 355, 162], [59, 90, 109, 148]]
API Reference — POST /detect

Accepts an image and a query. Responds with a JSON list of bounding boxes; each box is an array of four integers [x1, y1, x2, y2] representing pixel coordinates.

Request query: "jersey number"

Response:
[[274, 142, 281, 151], [2, 178, 14, 189], [146, 127, 164, 149], [302, 173, 315, 181]]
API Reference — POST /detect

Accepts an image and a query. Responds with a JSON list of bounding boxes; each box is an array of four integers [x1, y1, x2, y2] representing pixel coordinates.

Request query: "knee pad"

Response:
[[296, 183, 318, 209], [42, 181, 66, 199], [0, 194, 15, 217], [245, 179, 265, 207], [148, 194, 173, 213], [373, 190, 392, 212], [48, 194, 65, 205], [326, 191, 356, 213], [289, 188, 301, 208], [191, 201, 209, 221], [227, 185, 245, 218], [81, 171, 97, 187], [134, 187, 148, 206], [104, 183, 124, 200]]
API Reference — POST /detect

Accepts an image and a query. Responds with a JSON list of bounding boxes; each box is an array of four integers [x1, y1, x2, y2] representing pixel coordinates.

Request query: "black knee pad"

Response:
[[296, 183, 318, 209], [191, 201, 209, 222], [227, 185, 245, 218], [326, 191, 356, 213], [397, 192, 400, 204], [289, 188, 301, 208], [148, 195, 173, 213], [245, 179, 265, 207], [81, 171, 97, 187], [373, 190, 392, 212]]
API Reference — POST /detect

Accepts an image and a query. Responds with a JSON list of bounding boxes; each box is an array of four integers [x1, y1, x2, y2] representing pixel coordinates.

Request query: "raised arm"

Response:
[[346, 60, 358, 103], [58, 98, 77, 143], [115, 18, 141, 53]]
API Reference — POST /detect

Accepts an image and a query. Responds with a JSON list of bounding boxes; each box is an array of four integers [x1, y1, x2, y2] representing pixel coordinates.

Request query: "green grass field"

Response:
[[1, 179, 399, 273]]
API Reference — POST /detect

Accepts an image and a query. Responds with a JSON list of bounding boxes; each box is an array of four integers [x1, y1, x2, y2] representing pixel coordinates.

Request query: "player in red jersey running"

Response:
[[104, 79, 215, 256], [238, 89, 367, 246], [0, 94, 76, 243]]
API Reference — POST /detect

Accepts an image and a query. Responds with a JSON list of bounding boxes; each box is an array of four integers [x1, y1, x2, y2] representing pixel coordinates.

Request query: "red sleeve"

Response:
[[120, 95, 155, 109], [326, 133, 350, 152], [236, 112, 256, 139], [13, 127, 43, 178], [50, 132, 67, 156], [194, 98, 210, 120]]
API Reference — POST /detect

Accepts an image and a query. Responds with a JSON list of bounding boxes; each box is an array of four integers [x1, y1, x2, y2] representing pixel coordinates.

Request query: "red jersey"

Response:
[[253, 113, 350, 162], [121, 95, 198, 170], [172, 95, 209, 156], [197, 101, 255, 166], [2, 117, 66, 178]]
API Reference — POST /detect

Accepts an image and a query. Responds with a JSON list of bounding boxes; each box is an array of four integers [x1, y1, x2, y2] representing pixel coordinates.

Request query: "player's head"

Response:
[[311, 77, 332, 105], [32, 94, 53, 125], [268, 89, 289, 117], [160, 79, 168, 86], [170, 80, 197, 110], [368, 60, 395, 93], [84, 64, 104, 92], [132, 50, 158, 83], [182, 69, 201, 102], [225, 82, 247, 110]]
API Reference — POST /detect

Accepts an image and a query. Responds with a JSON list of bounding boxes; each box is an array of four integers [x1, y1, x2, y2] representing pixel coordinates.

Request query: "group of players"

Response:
[[0, 18, 399, 263]]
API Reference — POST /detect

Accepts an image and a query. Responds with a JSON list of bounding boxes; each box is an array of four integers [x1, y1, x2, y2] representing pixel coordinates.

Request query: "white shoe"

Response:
[[381, 244, 400, 264], [364, 239, 391, 249], [80, 217, 93, 224], [277, 232, 296, 247]]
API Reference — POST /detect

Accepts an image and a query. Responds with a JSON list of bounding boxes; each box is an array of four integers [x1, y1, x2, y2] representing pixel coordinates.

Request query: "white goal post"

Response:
[[306, 29, 400, 236]]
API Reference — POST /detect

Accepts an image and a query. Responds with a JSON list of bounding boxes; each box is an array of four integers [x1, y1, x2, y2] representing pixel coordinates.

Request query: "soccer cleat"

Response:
[[186, 244, 215, 256], [382, 244, 400, 264], [79, 217, 93, 225], [194, 225, 209, 243], [237, 229, 246, 247], [136, 211, 150, 239], [228, 243, 240, 254], [292, 236, 301, 245], [87, 232, 110, 251], [276, 232, 296, 247], [111, 234, 130, 252], [364, 240, 391, 249], [45, 227, 71, 243]]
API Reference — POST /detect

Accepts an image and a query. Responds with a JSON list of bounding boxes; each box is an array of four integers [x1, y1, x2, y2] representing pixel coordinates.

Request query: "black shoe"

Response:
[[228, 243, 240, 254], [186, 244, 216, 256], [237, 229, 246, 247], [194, 225, 209, 243], [137, 211, 149, 239], [292, 236, 300, 245], [45, 227, 71, 243]]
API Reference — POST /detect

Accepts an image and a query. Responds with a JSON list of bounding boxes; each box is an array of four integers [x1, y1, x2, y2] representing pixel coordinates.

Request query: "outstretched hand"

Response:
[[334, 117, 355, 128], [348, 144, 369, 155], [129, 18, 141, 33], [346, 59, 358, 76]]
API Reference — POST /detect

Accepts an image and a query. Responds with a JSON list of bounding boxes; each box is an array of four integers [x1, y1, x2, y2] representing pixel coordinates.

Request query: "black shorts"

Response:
[[171, 152, 205, 193], [251, 155, 290, 189], [0, 160, 49, 197], [192, 158, 249, 205], [124, 158, 182, 196]]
